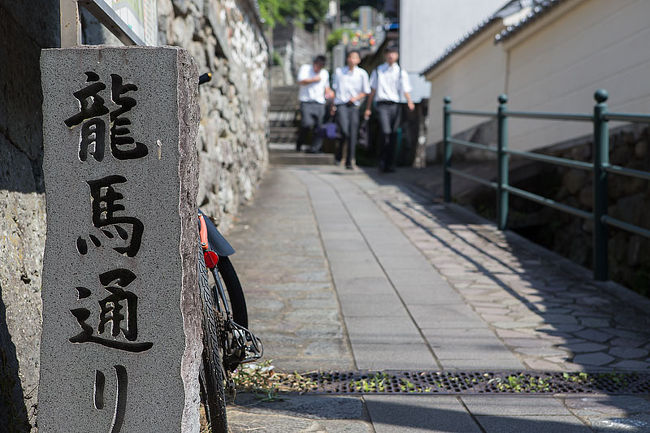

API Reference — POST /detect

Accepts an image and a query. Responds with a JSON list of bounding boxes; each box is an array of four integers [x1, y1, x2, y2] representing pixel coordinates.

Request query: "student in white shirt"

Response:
[[331, 50, 370, 169], [364, 46, 414, 172], [296, 55, 332, 153]]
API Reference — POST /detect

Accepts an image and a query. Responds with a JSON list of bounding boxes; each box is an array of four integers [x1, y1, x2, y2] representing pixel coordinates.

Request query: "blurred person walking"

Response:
[[331, 50, 370, 169], [296, 55, 332, 153], [364, 46, 414, 172]]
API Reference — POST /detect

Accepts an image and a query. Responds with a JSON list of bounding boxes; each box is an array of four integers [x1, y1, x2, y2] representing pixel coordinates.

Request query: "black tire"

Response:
[[212, 256, 249, 373], [217, 256, 248, 329], [197, 249, 228, 433]]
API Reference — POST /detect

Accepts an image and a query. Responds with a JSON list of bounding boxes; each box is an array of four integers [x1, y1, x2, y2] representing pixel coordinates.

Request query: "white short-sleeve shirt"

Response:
[[369, 62, 412, 103], [332, 66, 370, 106], [297, 64, 329, 104]]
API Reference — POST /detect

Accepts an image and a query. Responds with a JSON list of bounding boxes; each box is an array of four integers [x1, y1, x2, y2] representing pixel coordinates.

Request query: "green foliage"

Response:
[[257, 0, 282, 27], [351, 372, 391, 392], [489, 374, 551, 393], [326, 28, 354, 51], [398, 378, 433, 393], [271, 51, 283, 66], [340, 0, 379, 18], [303, 0, 330, 23], [258, 0, 329, 28]]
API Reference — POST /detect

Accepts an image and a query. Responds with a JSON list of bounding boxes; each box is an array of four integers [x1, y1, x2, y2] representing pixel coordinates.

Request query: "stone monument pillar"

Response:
[[39, 46, 202, 432]]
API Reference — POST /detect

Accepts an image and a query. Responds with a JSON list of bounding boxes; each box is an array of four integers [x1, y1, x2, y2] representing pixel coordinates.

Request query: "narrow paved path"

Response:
[[225, 165, 650, 433]]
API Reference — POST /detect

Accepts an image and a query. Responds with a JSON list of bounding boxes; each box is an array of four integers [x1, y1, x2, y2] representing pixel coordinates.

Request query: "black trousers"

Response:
[[376, 102, 402, 170], [335, 103, 360, 165], [297, 101, 325, 151]]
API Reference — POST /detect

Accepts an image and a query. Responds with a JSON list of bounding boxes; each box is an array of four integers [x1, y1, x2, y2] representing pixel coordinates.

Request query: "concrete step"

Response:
[[269, 113, 298, 127], [269, 143, 335, 165], [270, 85, 299, 111], [269, 126, 299, 143], [269, 152, 335, 165], [270, 105, 299, 113], [270, 120, 297, 128], [269, 110, 298, 120], [270, 126, 299, 133], [269, 137, 298, 144]]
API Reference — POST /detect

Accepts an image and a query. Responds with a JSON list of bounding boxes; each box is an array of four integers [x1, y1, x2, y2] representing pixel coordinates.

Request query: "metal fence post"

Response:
[[443, 97, 452, 203], [593, 89, 609, 281], [497, 94, 509, 230]]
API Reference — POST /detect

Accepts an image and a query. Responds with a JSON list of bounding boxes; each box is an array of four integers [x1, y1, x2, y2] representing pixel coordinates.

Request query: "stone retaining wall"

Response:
[[156, 0, 269, 230], [0, 1, 268, 430], [271, 21, 327, 87], [442, 122, 650, 296], [523, 125, 650, 294]]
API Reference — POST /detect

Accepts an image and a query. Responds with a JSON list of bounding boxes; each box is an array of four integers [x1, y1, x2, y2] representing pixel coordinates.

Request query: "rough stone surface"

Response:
[[427, 117, 650, 297], [226, 168, 354, 372], [0, 135, 45, 430], [39, 47, 201, 432], [157, 0, 269, 231], [0, 2, 55, 429], [1, 2, 268, 430], [87, 0, 269, 231], [271, 21, 327, 87], [227, 164, 650, 431]]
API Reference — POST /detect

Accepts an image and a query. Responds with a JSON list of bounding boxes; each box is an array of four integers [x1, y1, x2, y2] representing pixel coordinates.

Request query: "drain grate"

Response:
[[285, 371, 650, 395]]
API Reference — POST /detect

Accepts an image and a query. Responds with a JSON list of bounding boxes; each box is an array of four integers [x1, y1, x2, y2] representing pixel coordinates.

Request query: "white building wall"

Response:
[[400, 0, 505, 102], [424, 0, 650, 156], [506, 0, 650, 150], [426, 30, 507, 148]]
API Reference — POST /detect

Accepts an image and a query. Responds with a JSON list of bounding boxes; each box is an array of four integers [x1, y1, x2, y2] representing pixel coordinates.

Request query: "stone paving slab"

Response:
[[296, 169, 519, 373], [475, 415, 592, 433], [461, 395, 571, 415], [351, 342, 438, 370], [227, 168, 354, 372], [228, 394, 372, 433], [364, 395, 482, 433], [561, 395, 650, 432], [226, 165, 650, 432], [347, 169, 650, 372]]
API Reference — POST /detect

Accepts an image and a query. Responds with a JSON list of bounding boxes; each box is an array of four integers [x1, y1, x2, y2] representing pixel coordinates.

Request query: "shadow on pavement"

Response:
[[232, 393, 650, 432], [342, 165, 650, 375]]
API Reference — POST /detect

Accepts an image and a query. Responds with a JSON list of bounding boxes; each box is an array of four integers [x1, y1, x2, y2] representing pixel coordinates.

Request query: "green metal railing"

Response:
[[442, 90, 650, 281]]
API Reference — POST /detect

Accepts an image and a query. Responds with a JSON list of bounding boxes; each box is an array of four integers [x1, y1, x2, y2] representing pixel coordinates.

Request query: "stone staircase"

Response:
[[269, 85, 333, 165]]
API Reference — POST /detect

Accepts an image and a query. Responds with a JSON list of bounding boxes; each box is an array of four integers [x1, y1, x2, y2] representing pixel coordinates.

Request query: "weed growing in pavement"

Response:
[[229, 367, 639, 397], [230, 360, 318, 400], [563, 372, 590, 383], [489, 374, 551, 392], [350, 372, 391, 392], [398, 378, 433, 393], [562, 372, 631, 388]]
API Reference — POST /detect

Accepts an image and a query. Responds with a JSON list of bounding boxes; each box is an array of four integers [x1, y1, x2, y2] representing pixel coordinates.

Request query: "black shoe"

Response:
[[384, 167, 396, 173], [345, 165, 353, 170]]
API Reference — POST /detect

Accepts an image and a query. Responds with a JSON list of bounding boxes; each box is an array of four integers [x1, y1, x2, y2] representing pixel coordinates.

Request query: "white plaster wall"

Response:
[[400, 0, 506, 73], [400, 0, 505, 101], [506, 0, 650, 151], [426, 32, 507, 147]]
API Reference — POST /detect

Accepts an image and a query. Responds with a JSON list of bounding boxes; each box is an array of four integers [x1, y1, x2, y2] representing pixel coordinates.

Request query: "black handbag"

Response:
[[358, 119, 369, 149]]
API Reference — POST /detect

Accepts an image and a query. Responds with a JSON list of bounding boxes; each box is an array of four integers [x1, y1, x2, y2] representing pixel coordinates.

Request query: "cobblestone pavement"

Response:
[[225, 165, 650, 432], [350, 171, 650, 372]]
